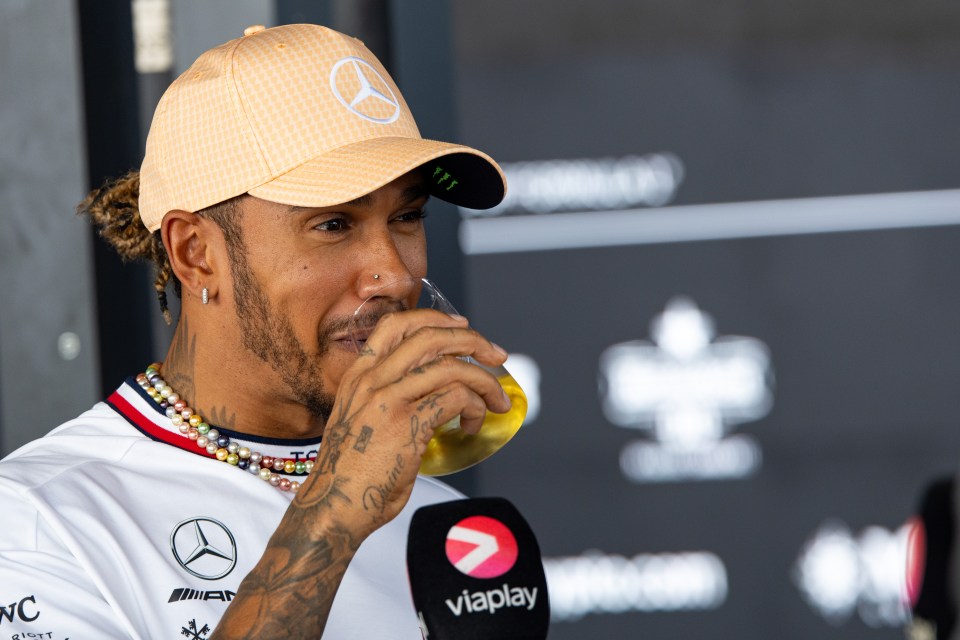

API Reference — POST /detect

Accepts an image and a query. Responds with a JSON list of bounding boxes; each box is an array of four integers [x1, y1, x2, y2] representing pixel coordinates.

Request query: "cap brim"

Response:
[[247, 136, 506, 210]]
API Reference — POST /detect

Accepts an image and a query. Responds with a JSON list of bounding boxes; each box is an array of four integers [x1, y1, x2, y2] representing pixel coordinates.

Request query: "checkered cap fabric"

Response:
[[139, 23, 505, 232]]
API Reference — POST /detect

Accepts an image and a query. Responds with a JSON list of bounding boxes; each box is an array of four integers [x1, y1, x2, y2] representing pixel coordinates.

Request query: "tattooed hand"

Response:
[[307, 308, 510, 531], [214, 308, 510, 639]]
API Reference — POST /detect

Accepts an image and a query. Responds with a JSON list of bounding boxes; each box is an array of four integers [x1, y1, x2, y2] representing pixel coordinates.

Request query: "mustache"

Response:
[[321, 298, 410, 342]]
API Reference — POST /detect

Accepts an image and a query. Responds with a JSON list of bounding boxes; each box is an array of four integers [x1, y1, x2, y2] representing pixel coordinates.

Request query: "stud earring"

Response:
[[201, 287, 209, 305], [373, 274, 380, 280]]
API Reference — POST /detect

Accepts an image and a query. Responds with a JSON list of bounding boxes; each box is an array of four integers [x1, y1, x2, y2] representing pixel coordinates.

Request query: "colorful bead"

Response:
[[142, 363, 315, 494]]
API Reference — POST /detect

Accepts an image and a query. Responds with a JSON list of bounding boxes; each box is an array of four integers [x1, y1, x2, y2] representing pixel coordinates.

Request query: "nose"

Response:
[[354, 234, 420, 305], [358, 273, 419, 306]]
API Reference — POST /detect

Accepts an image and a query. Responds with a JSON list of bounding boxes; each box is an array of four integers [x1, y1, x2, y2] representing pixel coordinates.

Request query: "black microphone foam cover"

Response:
[[906, 476, 956, 640], [407, 497, 550, 639]]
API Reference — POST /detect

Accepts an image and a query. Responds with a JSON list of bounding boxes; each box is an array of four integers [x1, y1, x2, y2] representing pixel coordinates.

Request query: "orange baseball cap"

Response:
[[138, 23, 506, 232]]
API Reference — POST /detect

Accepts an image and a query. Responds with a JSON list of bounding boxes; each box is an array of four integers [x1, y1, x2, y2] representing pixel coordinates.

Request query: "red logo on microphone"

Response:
[[445, 515, 519, 579], [905, 516, 926, 607]]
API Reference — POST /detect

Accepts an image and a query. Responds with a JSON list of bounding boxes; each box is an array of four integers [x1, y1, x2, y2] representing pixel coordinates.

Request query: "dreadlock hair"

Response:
[[78, 170, 239, 325]]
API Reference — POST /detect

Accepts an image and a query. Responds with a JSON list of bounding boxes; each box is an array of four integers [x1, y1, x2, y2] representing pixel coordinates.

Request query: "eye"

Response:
[[314, 217, 349, 232], [393, 209, 429, 224]]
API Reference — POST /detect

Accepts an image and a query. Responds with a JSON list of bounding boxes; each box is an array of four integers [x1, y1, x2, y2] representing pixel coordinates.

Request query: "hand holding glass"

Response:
[[349, 278, 527, 476]]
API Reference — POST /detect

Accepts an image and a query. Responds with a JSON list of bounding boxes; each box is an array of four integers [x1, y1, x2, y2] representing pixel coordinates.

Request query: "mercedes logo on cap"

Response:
[[329, 56, 401, 124], [170, 517, 237, 580]]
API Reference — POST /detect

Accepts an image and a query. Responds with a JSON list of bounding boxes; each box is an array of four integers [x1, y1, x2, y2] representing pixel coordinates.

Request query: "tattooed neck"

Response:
[[163, 315, 198, 405]]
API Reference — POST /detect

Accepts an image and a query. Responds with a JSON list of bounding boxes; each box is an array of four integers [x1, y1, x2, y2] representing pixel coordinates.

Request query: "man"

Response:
[[0, 23, 510, 639]]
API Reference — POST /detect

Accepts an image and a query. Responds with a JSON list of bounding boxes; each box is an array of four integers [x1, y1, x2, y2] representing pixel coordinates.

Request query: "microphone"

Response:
[[905, 476, 956, 640], [406, 497, 550, 639]]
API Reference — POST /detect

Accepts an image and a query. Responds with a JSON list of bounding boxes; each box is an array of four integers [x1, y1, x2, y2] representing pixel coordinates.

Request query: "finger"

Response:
[[362, 308, 467, 358], [363, 325, 508, 391], [389, 355, 511, 417], [364, 309, 510, 370], [407, 380, 490, 444]]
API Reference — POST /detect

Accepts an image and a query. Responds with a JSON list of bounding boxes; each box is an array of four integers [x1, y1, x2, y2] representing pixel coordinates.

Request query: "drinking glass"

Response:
[[349, 277, 527, 475]]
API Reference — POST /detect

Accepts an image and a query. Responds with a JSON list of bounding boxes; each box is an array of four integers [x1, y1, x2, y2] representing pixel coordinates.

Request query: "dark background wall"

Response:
[[452, 1, 960, 638]]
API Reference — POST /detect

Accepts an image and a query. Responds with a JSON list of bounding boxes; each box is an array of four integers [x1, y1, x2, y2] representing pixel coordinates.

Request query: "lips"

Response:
[[332, 318, 376, 353], [331, 300, 406, 353]]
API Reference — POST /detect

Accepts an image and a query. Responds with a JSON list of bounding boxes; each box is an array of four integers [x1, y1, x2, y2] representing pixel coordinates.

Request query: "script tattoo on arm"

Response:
[[362, 454, 405, 515]]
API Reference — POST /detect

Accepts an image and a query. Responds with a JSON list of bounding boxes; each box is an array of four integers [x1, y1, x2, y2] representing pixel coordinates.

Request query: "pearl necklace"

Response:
[[137, 362, 313, 493]]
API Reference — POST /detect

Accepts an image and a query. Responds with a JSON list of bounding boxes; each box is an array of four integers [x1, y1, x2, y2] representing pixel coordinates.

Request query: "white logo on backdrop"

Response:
[[598, 297, 772, 482], [461, 153, 685, 218], [543, 550, 727, 622], [329, 56, 401, 124], [794, 520, 910, 628]]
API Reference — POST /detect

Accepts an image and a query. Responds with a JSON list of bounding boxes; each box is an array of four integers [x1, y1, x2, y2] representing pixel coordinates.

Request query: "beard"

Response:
[[229, 253, 337, 422]]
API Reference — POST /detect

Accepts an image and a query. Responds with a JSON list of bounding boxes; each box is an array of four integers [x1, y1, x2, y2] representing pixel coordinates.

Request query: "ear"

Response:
[[160, 210, 222, 306]]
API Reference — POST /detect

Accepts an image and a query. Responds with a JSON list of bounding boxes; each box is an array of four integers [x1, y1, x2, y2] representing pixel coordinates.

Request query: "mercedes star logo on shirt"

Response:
[[170, 517, 238, 580]]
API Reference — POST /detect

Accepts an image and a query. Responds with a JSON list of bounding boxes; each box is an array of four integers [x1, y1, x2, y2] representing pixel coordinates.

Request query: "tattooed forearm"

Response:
[[295, 475, 353, 511], [211, 521, 358, 640]]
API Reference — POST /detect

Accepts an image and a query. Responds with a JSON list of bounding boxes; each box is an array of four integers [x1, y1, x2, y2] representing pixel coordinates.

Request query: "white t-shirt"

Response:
[[0, 378, 462, 639]]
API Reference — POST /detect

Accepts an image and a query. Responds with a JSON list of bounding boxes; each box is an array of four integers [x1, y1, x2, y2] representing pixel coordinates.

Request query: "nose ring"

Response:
[[373, 274, 380, 280]]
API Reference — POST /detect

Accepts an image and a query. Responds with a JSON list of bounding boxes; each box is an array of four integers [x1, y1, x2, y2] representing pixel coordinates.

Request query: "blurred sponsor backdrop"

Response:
[[455, 2, 960, 638]]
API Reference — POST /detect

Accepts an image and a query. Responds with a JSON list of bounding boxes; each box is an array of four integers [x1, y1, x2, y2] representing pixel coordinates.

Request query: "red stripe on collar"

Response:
[[107, 389, 217, 460]]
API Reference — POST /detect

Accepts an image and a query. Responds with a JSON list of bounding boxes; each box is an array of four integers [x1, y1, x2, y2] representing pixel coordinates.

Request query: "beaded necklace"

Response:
[[137, 362, 313, 493]]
